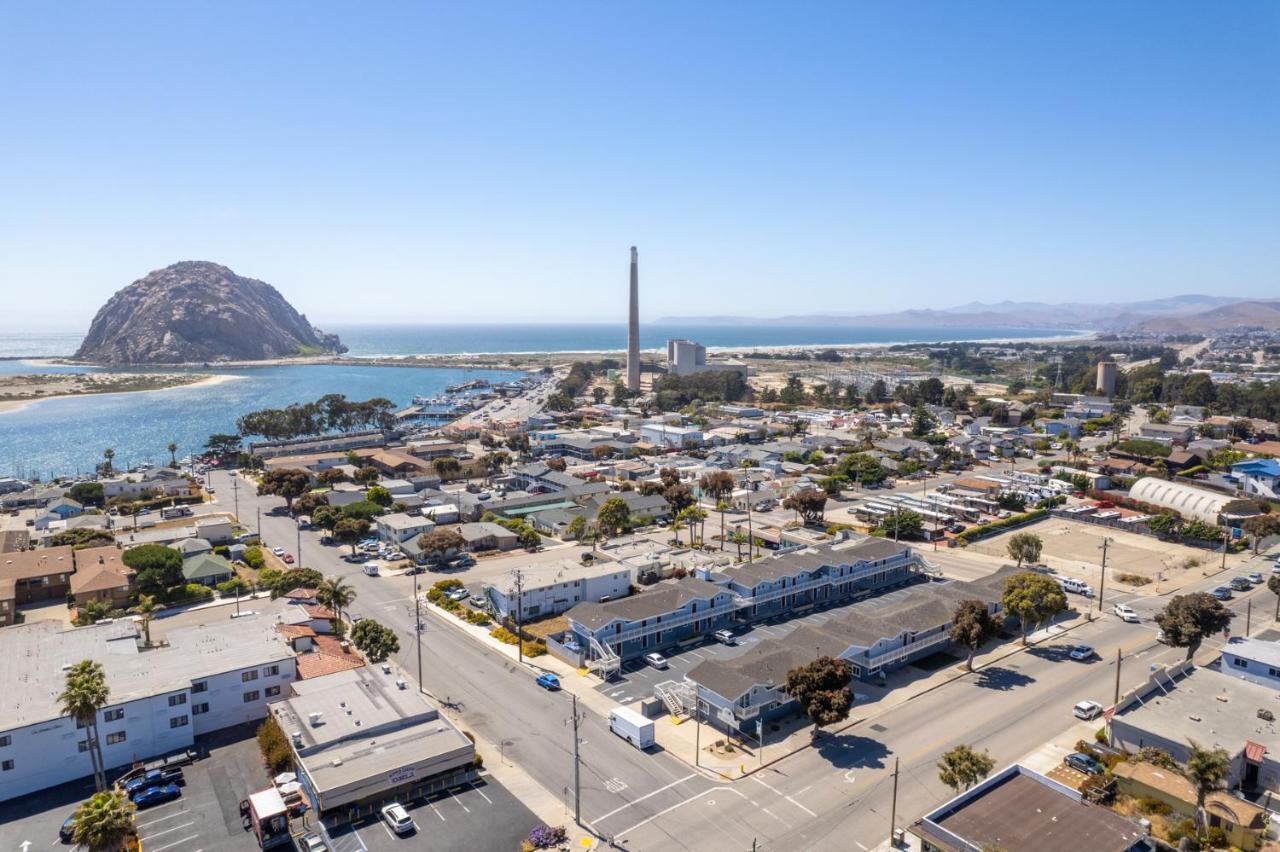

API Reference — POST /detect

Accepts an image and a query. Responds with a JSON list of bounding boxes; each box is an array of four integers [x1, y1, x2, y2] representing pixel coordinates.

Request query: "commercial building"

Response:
[[1108, 664, 1280, 795], [1127, 477, 1234, 525], [0, 616, 297, 802], [270, 665, 475, 816], [482, 558, 632, 622], [910, 763, 1151, 852]]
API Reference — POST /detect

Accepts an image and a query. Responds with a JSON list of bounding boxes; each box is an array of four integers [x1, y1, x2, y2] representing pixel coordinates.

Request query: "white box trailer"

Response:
[[609, 707, 655, 750]]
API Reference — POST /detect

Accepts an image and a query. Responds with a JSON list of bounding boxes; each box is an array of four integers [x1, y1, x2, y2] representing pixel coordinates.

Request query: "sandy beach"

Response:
[[0, 372, 243, 415]]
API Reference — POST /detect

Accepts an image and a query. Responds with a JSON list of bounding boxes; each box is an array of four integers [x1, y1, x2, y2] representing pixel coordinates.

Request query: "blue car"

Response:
[[131, 783, 181, 809], [1213, 586, 1233, 601], [124, 767, 182, 796], [59, 816, 75, 843], [536, 672, 561, 690]]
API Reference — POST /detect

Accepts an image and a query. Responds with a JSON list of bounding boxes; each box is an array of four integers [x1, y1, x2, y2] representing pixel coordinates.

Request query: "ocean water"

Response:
[[0, 321, 1073, 479], [326, 322, 1075, 356], [0, 363, 520, 479]]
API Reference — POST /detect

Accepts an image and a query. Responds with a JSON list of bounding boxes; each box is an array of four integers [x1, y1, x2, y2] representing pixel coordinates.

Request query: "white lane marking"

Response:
[[447, 789, 471, 813], [761, 806, 793, 828], [796, 784, 813, 796], [856, 841, 869, 850], [428, 799, 446, 821], [614, 786, 747, 839], [605, 777, 629, 794], [591, 772, 697, 823], [149, 835, 199, 852], [467, 780, 493, 804], [752, 775, 817, 817], [139, 822, 195, 841], [136, 810, 190, 828]]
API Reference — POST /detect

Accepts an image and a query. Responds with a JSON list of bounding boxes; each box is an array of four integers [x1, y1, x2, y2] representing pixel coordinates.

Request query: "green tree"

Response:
[[417, 527, 465, 565], [311, 505, 341, 533], [167, 442, 178, 468], [783, 489, 827, 525], [699, 470, 736, 550], [71, 788, 137, 851], [217, 577, 252, 616], [351, 618, 400, 663], [1005, 532, 1043, 567], [133, 594, 158, 647], [339, 500, 383, 521], [353, 466, 380, 485], [591, 387, 607, 404], [122, 544, 184, 598], [595, 497, 632, 542], [1183, 742, 1231, 843], [204, 433, 242, 458], [101, 448, 115, 475], [59, 660, 110, 791], [1147, 512, 1181, 537], [333, 517, 371, 555], [876, 509, 924, 541], [1242, 514, 1280, 554], [949, 600, 995, 671], [365, 485, 393, 508], [257, 468, 312, 512], [784, 656, 854, 737], [1000, 571, 1068, 645], [293, 490, 330, 517], [909, 404, 936, 438], [67, 481, 105, 508], [317, 576, 357, 624], [937, 744, 995, 793], [316, 467, 346, 486], [1155, 593, 1234, 662], [565, 515, 588, 542], [432, 456, 462, 480], [836, 452, 888, 487]]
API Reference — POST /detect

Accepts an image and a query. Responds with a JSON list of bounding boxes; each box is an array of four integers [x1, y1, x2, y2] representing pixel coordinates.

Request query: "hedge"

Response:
[[954, 508, 1048, 546]]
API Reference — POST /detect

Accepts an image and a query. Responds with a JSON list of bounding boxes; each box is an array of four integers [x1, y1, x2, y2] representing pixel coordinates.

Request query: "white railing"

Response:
[[731, 553, 923, 608], [865, 632, 949, 667], [610, 602, 739, 643]]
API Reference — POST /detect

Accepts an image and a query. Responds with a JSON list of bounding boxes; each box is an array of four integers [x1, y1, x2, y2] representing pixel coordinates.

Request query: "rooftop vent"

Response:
[[396, 679, 407, 690], [291, 731, 303, 746], [1259, 709, 1275, 722], [381, 664, 392, 674], [308, 712, 323, 726]]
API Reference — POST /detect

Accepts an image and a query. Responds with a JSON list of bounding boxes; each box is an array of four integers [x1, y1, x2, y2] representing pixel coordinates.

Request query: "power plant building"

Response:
[[666, 338, 748, 379]]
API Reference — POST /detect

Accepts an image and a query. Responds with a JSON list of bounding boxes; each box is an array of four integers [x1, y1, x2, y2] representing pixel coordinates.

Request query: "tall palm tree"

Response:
[[71, 788, 136, 851], [317, 576, 357, 625], [133, 595, 157, 647], [167, 442, 178, 468], [102, 448, 115, 476], [1184, 741, 1231, 842], [669, 515, 685, 546], [59, 660, 110, 791]]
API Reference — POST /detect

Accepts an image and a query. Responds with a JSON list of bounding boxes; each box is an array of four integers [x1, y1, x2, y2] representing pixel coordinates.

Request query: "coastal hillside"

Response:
[[1130, 300, 1280, 333], [74, 261, 345, 365]]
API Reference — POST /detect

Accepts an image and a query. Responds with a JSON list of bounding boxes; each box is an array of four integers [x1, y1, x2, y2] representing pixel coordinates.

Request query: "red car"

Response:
[[282, 554, 295, 564], [1093, 500, 1114, 509]]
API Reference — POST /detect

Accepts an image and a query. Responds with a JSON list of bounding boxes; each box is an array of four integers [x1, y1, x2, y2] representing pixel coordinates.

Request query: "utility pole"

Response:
[[1113, 647, 1122, 705], [694, 701, 701, 768], [414, 569, 424, 692], [232, 474, 239, 522], [1098, 537, 1110, 608], [571, 694, 582, 826], [256, 505, 261, 538], [1221, 527, 1230, 572], [1247, 599, 1252, 636], [513, 568, 524, 665], [296, 518, 302, 570], [888, 755, 900, 847]]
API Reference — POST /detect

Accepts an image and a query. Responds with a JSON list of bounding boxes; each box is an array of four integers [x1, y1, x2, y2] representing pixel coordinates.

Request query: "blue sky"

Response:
[[2, 2, 1276, 329]]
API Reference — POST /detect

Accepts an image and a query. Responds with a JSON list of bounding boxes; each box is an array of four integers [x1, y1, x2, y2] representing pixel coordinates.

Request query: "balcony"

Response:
[[610, 603, 739, 643]]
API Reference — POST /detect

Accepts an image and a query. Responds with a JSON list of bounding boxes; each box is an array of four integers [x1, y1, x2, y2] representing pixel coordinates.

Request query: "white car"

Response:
[[381, 802, 414, 835], [1073, 699, 1103, 721], [643, 652, 669, 670], [272, 547, 285, 557], [1112, 603, 1139, 623]]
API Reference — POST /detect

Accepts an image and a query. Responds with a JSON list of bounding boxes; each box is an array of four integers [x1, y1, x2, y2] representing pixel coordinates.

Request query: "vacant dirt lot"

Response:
[[968, 517, 1228, 595]]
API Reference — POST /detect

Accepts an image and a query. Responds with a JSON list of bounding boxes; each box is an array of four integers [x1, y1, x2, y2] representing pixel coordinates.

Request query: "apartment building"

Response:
[[0, 616, 296, 802], [483, 558, 632, 622]]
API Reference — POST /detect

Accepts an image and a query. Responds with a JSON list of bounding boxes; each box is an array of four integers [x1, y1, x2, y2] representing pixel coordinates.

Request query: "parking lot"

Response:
[[319, 777, 539, 852], [593, 580, 939, 703]]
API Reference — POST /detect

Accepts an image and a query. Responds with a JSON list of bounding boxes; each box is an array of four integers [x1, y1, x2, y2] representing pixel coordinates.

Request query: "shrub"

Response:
[[242, 546, 265, 569], [256, 716, 293, 774], [464, 610, 492, 626], [1165, 818, 1196, 843], [954, 509, 1047, 545], [1136, 796, 1171, 816], [1113, 573, 1151, 587], [525, 825, 568, 850], [1095, 726, 1108, 744]]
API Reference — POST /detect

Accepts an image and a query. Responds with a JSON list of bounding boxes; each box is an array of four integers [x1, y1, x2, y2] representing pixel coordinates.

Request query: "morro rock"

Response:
[[74, 261, 346, 365]]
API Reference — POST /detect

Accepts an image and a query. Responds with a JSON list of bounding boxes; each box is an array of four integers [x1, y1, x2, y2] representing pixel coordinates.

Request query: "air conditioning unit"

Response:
[[381, 663, 392, 674], [396, 679, 407, 690], [308, 711, 323, 726], [290, 731, 303, 746]]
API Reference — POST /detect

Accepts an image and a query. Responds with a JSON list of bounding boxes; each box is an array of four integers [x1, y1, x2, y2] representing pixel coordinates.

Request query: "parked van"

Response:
[[1056, 577, 1094, 597], [609, 708, 655, 750], [362, 562, 380, 577]]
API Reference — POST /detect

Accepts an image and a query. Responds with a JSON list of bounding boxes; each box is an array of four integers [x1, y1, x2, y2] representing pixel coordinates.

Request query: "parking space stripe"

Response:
[[148, 834, 199, 852], [136, 809, 190, 828], [428, 799, 446, 821], [467, 780, 494, 805], [139, 821, 195, 841], [447, 789, 471, 813]]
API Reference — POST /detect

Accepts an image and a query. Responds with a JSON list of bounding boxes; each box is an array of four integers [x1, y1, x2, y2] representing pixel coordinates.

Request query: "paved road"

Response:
[[207, 469, 1275, 851]]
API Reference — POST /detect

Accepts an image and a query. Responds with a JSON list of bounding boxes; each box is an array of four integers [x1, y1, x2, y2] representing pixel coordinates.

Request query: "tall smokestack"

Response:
[[626, 246, 640, 392]]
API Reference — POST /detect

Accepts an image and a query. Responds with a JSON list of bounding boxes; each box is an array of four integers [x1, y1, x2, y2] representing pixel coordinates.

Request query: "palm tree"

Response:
[[71, 788, 136, 851], [102, 448, 115, 476], [59, 660, 110, 792], [133, 595, 157, 647], [1184, 741, 1231, 842], [317, 576, 357, 625], [167, 442, 178, 468], [670, 515, 685, 546]]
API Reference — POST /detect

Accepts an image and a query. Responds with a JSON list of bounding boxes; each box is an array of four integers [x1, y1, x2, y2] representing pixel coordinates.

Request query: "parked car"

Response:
[[381, 803, 415, 835], [59, 816, 76, 843], [446, 588, 470, 602], [1230, 576, 1252, 592], [1073, 699, 1103, 720], [1112, 604, 1138, 623], [124, 767, 183, 795], [1068, 645, 1096, 661], [468, 596, 487, 609], [1249, 572, 1264, 585], [282, 554, 295, 564], [1213, 586, 1233, 601], [643, 652, 669, 670], [713, 629, 735, 645], [131, 783, 181, 808], [301, 834, 329, 852], [1064, 751, 1104, 775], [272, 547, 286, 556], [536, 672, 561, 690], [1272, 561, 1280, 575]]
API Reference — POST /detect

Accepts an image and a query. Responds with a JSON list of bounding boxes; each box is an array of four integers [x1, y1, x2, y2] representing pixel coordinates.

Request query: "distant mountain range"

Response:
[[659, 294, 1280, 333]]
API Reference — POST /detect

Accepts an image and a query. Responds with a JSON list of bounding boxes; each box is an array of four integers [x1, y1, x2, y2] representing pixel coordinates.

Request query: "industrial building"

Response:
[[666, 338, 748, 379]]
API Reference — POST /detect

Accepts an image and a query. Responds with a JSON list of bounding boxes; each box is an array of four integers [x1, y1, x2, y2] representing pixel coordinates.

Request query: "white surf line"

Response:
[[752, 775, 817, 817], [590, 772, 698, 823]]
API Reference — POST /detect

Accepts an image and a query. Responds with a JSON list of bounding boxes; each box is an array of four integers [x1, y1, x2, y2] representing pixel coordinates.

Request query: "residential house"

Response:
[[194, 517, 233, 544], [483, 558, 632, 622], [1138, 422, 1194, 445], [182, 553, 235, 587], [457, 522, 519, 552], [1220, 638, 1280, 689], [69, 546, 135, 609], [527, 507, 587, 540], [1112, 761, 1266, 850], [639, 423, 704, 449], [0, 545, 75, 603], [175, 537, 213, 559], [376, 512, 436, 545], [45, 497, 83, 520], [0, 578, 14, 627], [581, 491, 672, 523]]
